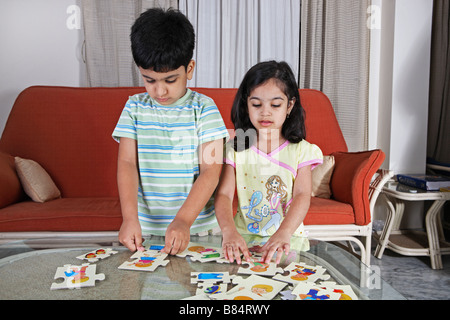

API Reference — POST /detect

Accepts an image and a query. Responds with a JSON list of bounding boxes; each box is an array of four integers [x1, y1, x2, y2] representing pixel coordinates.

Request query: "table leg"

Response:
[[375, 194, 400, 258], [425, 200, 446, 270]]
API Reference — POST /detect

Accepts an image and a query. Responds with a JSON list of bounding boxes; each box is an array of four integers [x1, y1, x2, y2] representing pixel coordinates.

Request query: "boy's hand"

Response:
[[162, 219, 190, 255], [221, 230, 251, 264], [119, 219, 145, 252]]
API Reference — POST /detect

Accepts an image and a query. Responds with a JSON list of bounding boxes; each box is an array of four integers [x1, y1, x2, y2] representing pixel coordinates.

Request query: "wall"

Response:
[[0, 0, 85, 134], [369, 0, 433, 229]]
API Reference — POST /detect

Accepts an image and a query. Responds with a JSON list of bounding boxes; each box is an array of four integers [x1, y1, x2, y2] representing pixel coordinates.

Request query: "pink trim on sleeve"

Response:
[[224, 158, 236, 168], [298, 159, 323, 170]]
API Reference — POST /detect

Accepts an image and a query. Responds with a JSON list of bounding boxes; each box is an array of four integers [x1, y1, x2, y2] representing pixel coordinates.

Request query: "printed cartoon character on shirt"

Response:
[[242, 175, 288, 235], [261, 175, 288, 236]]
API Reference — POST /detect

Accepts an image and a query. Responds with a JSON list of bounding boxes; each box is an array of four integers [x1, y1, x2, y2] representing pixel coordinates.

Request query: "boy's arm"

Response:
[[117, 137, 144, 252], [162, 138, 224, 255], [214, 163, 251, 264], [261, 165, 312, 263]]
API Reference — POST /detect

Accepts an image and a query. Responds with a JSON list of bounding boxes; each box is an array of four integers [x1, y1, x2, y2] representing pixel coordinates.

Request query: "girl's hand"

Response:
[[221, 229, 252, 264], [260, 231, 291, 264]]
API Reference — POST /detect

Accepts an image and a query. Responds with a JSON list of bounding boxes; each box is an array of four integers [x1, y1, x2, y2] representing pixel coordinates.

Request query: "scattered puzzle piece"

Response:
[[190, 272, 233, 285], [177, 243, 224, 263], [280, 289, 296, 300], [228, 274, 287, 300], [182, 293, 211, 300], [272, 262, 330, 285], [51, 263, 105, 290], [145, 244, 165, 251], [314, 281, 359, 300], [196, 283, 228, 296], [237, 253, 284, 277], [291, 282, 341, 300], [118, 250, 169, 272], [76, 248, 118, 262], [211, 288, 266, 300]]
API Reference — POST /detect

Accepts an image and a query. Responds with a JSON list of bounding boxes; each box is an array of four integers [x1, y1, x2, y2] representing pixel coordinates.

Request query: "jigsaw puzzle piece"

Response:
[[195, 283, 228, 296], [190, 272, 233, 285], [228, 274, 287, 300], [177, 243, 224, 263], [314, 281, 359, 300], [76, 248, 118, 262], [237, 253, 284, 277], [211, 289, 266, 300], [118, 250, 169, 272], [272, 262, 330, 285], [145, 244, 165, 251], [291, 282, 341, 300], [51, 263, 105, 290]]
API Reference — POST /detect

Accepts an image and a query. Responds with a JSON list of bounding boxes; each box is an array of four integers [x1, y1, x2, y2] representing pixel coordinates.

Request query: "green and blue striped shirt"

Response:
[[112, 89, 229, 235]]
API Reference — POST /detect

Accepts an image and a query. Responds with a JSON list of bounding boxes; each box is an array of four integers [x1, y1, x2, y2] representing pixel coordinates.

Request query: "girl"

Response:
[[215, 61, 323, 264]]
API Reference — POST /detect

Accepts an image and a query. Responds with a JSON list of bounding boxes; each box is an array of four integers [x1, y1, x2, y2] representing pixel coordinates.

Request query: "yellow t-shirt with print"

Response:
[[224, 139, 323, 251]]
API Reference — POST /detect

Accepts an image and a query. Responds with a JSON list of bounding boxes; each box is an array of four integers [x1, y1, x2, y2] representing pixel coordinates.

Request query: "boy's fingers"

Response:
[[134, 235, 145, 251]]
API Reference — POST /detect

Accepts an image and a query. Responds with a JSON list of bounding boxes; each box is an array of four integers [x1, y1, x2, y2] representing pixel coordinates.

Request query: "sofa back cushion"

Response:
[[0, 86, 347, 197], [0, 152, 24, 208]]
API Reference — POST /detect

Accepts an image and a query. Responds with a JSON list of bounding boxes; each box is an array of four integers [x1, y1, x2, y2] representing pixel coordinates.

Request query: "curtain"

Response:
[[299, 0, 371, 152], [427, 0, 450, 165], [179, 0, 301, 88], [81, 0, 178, 87]]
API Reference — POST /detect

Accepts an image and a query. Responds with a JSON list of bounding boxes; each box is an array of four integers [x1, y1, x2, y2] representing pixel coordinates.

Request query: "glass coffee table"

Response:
[[0, 235, 405, 300]]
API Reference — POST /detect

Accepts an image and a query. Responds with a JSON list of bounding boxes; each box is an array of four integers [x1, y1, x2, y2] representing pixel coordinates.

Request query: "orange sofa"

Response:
[[0, 86, 385, 264]]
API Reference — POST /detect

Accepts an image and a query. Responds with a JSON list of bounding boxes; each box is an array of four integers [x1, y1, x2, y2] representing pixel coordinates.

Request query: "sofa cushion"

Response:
[[15, 157, 61, 203], [330, 150, 385, 225], [303, 197, 355, 225], [311, 155, 335, 198], [0, 152, 24, 209], [0, 198, 122, 232]]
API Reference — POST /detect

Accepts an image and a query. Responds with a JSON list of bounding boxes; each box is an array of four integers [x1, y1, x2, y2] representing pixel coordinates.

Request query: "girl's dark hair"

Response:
[[130, 8, 195, 72], [231, 61, 306, 151]]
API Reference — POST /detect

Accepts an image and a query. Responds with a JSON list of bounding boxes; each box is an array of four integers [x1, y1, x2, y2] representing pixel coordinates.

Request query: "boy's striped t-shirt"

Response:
[[112, 89, 229, 235]]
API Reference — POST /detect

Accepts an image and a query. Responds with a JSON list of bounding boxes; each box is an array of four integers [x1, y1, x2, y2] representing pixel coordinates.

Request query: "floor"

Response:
[[369, 246, 450, 300]]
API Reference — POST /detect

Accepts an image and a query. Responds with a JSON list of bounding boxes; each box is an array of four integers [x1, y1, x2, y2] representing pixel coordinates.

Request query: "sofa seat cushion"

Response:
[[303, 197, 355, 225], [0, 198, 122, 232]]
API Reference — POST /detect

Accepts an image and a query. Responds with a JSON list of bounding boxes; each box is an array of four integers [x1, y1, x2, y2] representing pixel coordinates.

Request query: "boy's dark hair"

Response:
[[231, 60, 306, 151], [130, 7, 195, 72]]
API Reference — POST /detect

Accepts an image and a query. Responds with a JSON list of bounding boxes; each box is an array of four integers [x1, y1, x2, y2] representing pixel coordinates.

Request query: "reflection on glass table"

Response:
[[0, 235, 405, 300]]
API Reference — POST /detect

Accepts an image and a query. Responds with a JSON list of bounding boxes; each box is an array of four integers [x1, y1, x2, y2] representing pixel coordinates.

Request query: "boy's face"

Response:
[[140, 60, 195, 106]]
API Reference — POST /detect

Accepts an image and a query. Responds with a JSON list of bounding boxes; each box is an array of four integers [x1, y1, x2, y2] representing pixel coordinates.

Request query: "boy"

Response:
[[112, 8, 229, 255]]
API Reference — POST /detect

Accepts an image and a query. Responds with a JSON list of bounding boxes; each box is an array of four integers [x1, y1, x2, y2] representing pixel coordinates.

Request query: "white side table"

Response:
[[374, 181, 450, 269]]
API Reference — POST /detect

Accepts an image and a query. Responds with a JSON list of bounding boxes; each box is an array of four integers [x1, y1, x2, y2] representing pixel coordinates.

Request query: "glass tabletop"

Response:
[[383, 181, 450, 201], [0, 235, 405, 300]]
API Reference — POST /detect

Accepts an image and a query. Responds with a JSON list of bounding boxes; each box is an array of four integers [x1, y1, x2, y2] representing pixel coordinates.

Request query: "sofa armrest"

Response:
[[330, 149, 385, 225], [0, 152, 24, 209]]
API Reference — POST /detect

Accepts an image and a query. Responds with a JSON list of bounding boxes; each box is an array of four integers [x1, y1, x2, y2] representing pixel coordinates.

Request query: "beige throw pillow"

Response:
[[311, 155, 335, 198], [15, 157, 61, 203]]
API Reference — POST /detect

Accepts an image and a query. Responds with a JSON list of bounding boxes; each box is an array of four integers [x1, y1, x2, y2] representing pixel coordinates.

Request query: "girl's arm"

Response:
[[117, 137, 145, 252], [215, 164, 251, 264], [261, 165, 312, 263], [163, 139, 224, 255]]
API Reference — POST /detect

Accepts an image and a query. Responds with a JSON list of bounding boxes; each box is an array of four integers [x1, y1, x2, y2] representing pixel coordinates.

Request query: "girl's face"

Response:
[[247, 79, 294, 134]]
